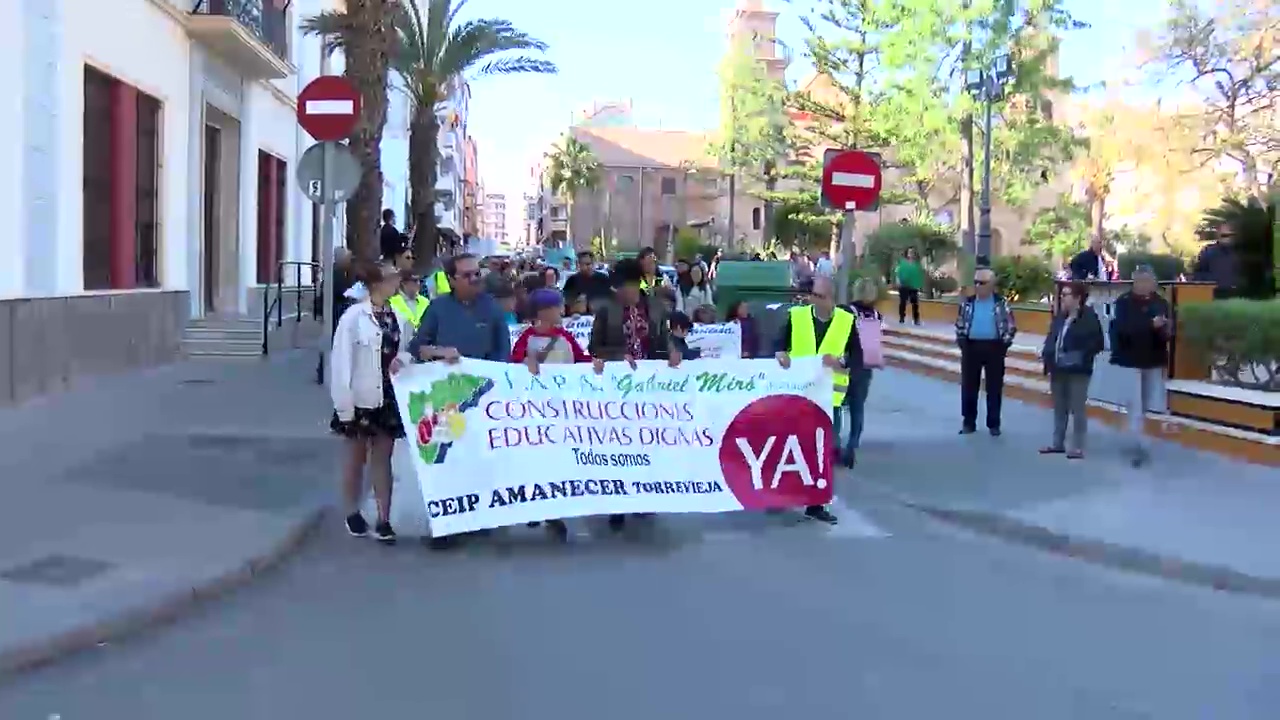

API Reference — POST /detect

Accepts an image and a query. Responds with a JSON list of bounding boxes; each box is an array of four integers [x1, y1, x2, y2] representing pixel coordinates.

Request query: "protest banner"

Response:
[[507, 318, 742, 359], [391, 357, 834, 535]]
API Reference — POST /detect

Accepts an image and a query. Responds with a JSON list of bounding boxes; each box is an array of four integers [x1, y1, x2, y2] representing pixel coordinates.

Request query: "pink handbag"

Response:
[[857, 314, 885, 368]]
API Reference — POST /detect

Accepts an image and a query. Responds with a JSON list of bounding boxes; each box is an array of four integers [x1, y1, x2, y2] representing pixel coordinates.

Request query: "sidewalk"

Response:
[[853, 368, 1280, 597], [0, 351, 334, 676]]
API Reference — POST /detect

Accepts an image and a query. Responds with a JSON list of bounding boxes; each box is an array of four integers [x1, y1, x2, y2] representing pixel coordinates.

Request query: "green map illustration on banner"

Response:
[[406, 373, 495, 465]]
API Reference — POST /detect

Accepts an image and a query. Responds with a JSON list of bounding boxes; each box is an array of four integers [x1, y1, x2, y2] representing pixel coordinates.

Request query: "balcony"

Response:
[[188, 0, 291, 80]]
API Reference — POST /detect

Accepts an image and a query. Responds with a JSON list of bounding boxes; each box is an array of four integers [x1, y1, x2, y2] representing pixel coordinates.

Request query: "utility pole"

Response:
[[965, 54, 1013, 264], [959, 14, 976, 260], [727, 95, 737, 251]]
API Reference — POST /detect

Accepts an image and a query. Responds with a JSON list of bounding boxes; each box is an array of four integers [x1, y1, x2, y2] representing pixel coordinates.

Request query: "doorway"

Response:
[[202, 123, 221, 313]]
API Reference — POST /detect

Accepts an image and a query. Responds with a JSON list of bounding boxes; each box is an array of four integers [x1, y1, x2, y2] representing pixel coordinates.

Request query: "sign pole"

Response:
[[317, 141, 336, 385], [836, 204, 856, 305]]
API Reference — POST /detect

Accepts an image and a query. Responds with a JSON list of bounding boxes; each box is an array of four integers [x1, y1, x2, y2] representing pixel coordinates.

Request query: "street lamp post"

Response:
[[965, 54, 1013, 264]]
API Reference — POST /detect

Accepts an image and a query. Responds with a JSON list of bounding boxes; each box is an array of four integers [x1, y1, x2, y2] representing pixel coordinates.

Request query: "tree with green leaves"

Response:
[[1140, 0, 1278, 200], [301, 0, 395, 259], [544, 135, 601, 250], [782, 0, 1085, 227], [391, 0, 555, 269], [1023, 195, 1092, 260], [708, 35, 792, 246]]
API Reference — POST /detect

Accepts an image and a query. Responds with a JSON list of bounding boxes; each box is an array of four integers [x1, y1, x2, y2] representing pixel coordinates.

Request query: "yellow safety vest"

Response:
[[388, 293, 429, 330], [640, 275, 664, 293], [432, 269, 451, 295], [789, 305, 853, 407]]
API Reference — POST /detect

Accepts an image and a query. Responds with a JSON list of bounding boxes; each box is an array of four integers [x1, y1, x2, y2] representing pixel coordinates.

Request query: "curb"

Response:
[[0, 506, 327, 680], [905, 501, 1280, 600]]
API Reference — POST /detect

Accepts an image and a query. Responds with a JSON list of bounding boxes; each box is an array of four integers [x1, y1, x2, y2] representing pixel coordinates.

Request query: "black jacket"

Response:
[[1041, 306, 1105, 375], [1069, 249, 1105, 280], [588, 295, 671, 361], [1109, 291, 1171, 370]]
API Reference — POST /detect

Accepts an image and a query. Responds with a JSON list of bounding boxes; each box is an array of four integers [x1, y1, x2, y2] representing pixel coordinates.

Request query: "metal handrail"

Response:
[[262, 260, 322, 355]]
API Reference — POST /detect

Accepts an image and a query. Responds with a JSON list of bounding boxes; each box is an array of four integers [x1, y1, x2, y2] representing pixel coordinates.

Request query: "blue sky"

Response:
[[461, 0, 1171, 223]]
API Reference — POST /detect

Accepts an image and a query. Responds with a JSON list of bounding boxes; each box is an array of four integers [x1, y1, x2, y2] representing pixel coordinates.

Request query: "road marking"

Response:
[[831, 171, 876, 188], [827, 496, 892, 538], [305, 99, 355, 115]]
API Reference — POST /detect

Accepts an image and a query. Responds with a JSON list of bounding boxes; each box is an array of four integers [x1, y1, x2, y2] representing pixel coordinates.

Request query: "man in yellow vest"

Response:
[[389, 271, 429, 331], [774, 276, 864, 524]]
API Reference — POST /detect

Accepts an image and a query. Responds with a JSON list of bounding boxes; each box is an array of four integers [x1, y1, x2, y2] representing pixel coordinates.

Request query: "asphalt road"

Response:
[[2, 484, 1278, 720]]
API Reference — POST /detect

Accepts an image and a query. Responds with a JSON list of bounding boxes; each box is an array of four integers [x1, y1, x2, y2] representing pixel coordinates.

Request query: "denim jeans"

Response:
[[833, 368, 874, 453]]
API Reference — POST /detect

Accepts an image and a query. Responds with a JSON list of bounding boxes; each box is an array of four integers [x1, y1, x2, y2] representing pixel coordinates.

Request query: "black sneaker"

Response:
[[546, 519, 569, 542], [607, 514, 626, 532], [842, 449, 856, 468], [374, 521, 396, 545], [804, 505, 839, 525], [989, 427, 1002, 437], [345, 512, 369, 537], [1130, 448, 1150, 468], [428, 535, 455, 550], [959, 426, 977, 435]]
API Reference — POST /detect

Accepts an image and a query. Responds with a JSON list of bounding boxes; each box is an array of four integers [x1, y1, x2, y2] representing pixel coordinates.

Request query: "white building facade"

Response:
[[0, 0, 340, 404], [435, 80, 470, 244]]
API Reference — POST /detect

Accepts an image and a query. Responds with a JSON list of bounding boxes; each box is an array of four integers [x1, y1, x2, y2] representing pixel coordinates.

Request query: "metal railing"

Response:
[[191, 0, 290, 62], [262, 260, 322, 356]]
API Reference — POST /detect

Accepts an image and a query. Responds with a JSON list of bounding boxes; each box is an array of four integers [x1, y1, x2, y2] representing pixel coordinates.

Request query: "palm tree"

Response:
[[391, 0, 556, 269], [301, 1, 394, 261], [544, 135, 601, 250]]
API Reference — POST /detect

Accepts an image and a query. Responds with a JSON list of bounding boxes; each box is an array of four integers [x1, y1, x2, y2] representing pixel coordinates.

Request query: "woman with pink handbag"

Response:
[[840, 278, 885, 467]]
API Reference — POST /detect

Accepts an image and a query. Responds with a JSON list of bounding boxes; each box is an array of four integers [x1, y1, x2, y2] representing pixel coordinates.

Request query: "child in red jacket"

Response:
[[509, 288, 590, 542]]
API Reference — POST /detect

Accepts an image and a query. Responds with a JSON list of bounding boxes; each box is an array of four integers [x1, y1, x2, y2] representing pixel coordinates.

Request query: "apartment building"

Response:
[[0, 0, 364, 404], [482, 192, 508, 243], [462, 136, 480, 236]]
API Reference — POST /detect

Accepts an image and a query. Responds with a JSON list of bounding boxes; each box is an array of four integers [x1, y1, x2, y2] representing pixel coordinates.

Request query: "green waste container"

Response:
[[713, 261, 803, 357]]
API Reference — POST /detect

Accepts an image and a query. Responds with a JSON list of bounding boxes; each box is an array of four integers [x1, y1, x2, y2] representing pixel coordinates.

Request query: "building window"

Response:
[[82, 65, 162, 291], [256, 151, 287, 284], [135, 91, 161, 288], [752, 207, 762, 230], [660, 177, 677, 196]]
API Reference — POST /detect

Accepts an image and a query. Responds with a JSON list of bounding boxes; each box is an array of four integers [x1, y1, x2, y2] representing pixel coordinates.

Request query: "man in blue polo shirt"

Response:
[[954, 267, 1017, 435]]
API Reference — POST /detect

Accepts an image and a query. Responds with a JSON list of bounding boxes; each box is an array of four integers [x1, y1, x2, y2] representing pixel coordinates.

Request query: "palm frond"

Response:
[[478, 57, 557, 75], [300, 10, 356, 55]]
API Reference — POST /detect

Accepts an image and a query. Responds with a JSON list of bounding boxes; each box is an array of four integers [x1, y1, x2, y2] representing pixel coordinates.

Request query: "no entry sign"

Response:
[[297, 76, 361, 142], [821, 149, 883, 211]]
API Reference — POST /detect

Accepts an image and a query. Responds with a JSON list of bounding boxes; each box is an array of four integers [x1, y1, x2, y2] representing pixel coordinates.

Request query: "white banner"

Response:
[[391, 357, 835, 535], [507, 318, 743, 359]]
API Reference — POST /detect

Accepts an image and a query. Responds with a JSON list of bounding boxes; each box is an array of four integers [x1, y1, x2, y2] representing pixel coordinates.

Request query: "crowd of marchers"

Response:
[[326, 209, 1176, 547]]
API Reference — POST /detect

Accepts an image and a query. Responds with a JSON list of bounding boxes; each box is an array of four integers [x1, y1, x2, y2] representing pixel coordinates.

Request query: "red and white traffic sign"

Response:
[[297, 76, 361, 142], [821, 149, 883, 211]]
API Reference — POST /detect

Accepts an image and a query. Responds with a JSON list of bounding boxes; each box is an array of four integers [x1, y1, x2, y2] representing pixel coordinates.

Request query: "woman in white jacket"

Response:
[[682, 263, 715, 309], [330, 260, 414, 544]]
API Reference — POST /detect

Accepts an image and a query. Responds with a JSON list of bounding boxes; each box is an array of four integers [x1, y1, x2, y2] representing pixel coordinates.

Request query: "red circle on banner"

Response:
[[717, 395, 835, 509]]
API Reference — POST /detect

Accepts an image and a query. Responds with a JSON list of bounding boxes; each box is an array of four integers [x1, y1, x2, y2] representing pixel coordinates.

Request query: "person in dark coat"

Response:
[[1039, 281, 1105, 459], [587, 258, 677, 532], [1109, 265, 1171, 467], [1068, 236, 1108, 280]]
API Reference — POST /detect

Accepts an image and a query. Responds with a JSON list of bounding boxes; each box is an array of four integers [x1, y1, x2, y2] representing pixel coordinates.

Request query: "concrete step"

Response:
[[184, 349, 265, 359], [883, 337, 1044, 381], [183, 327, 262, 340], [884, 325, 1041, 362], [182, 337, 263, 354], [886, 347, 1051, 394], [186, 317, 262, 330]]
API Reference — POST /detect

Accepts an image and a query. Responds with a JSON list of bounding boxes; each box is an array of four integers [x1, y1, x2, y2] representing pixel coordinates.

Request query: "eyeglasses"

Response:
[[974, 280, 990, 286]]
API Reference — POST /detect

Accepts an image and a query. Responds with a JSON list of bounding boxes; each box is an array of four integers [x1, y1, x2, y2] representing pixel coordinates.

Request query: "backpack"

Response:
[[856, 312, 884, 368]]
